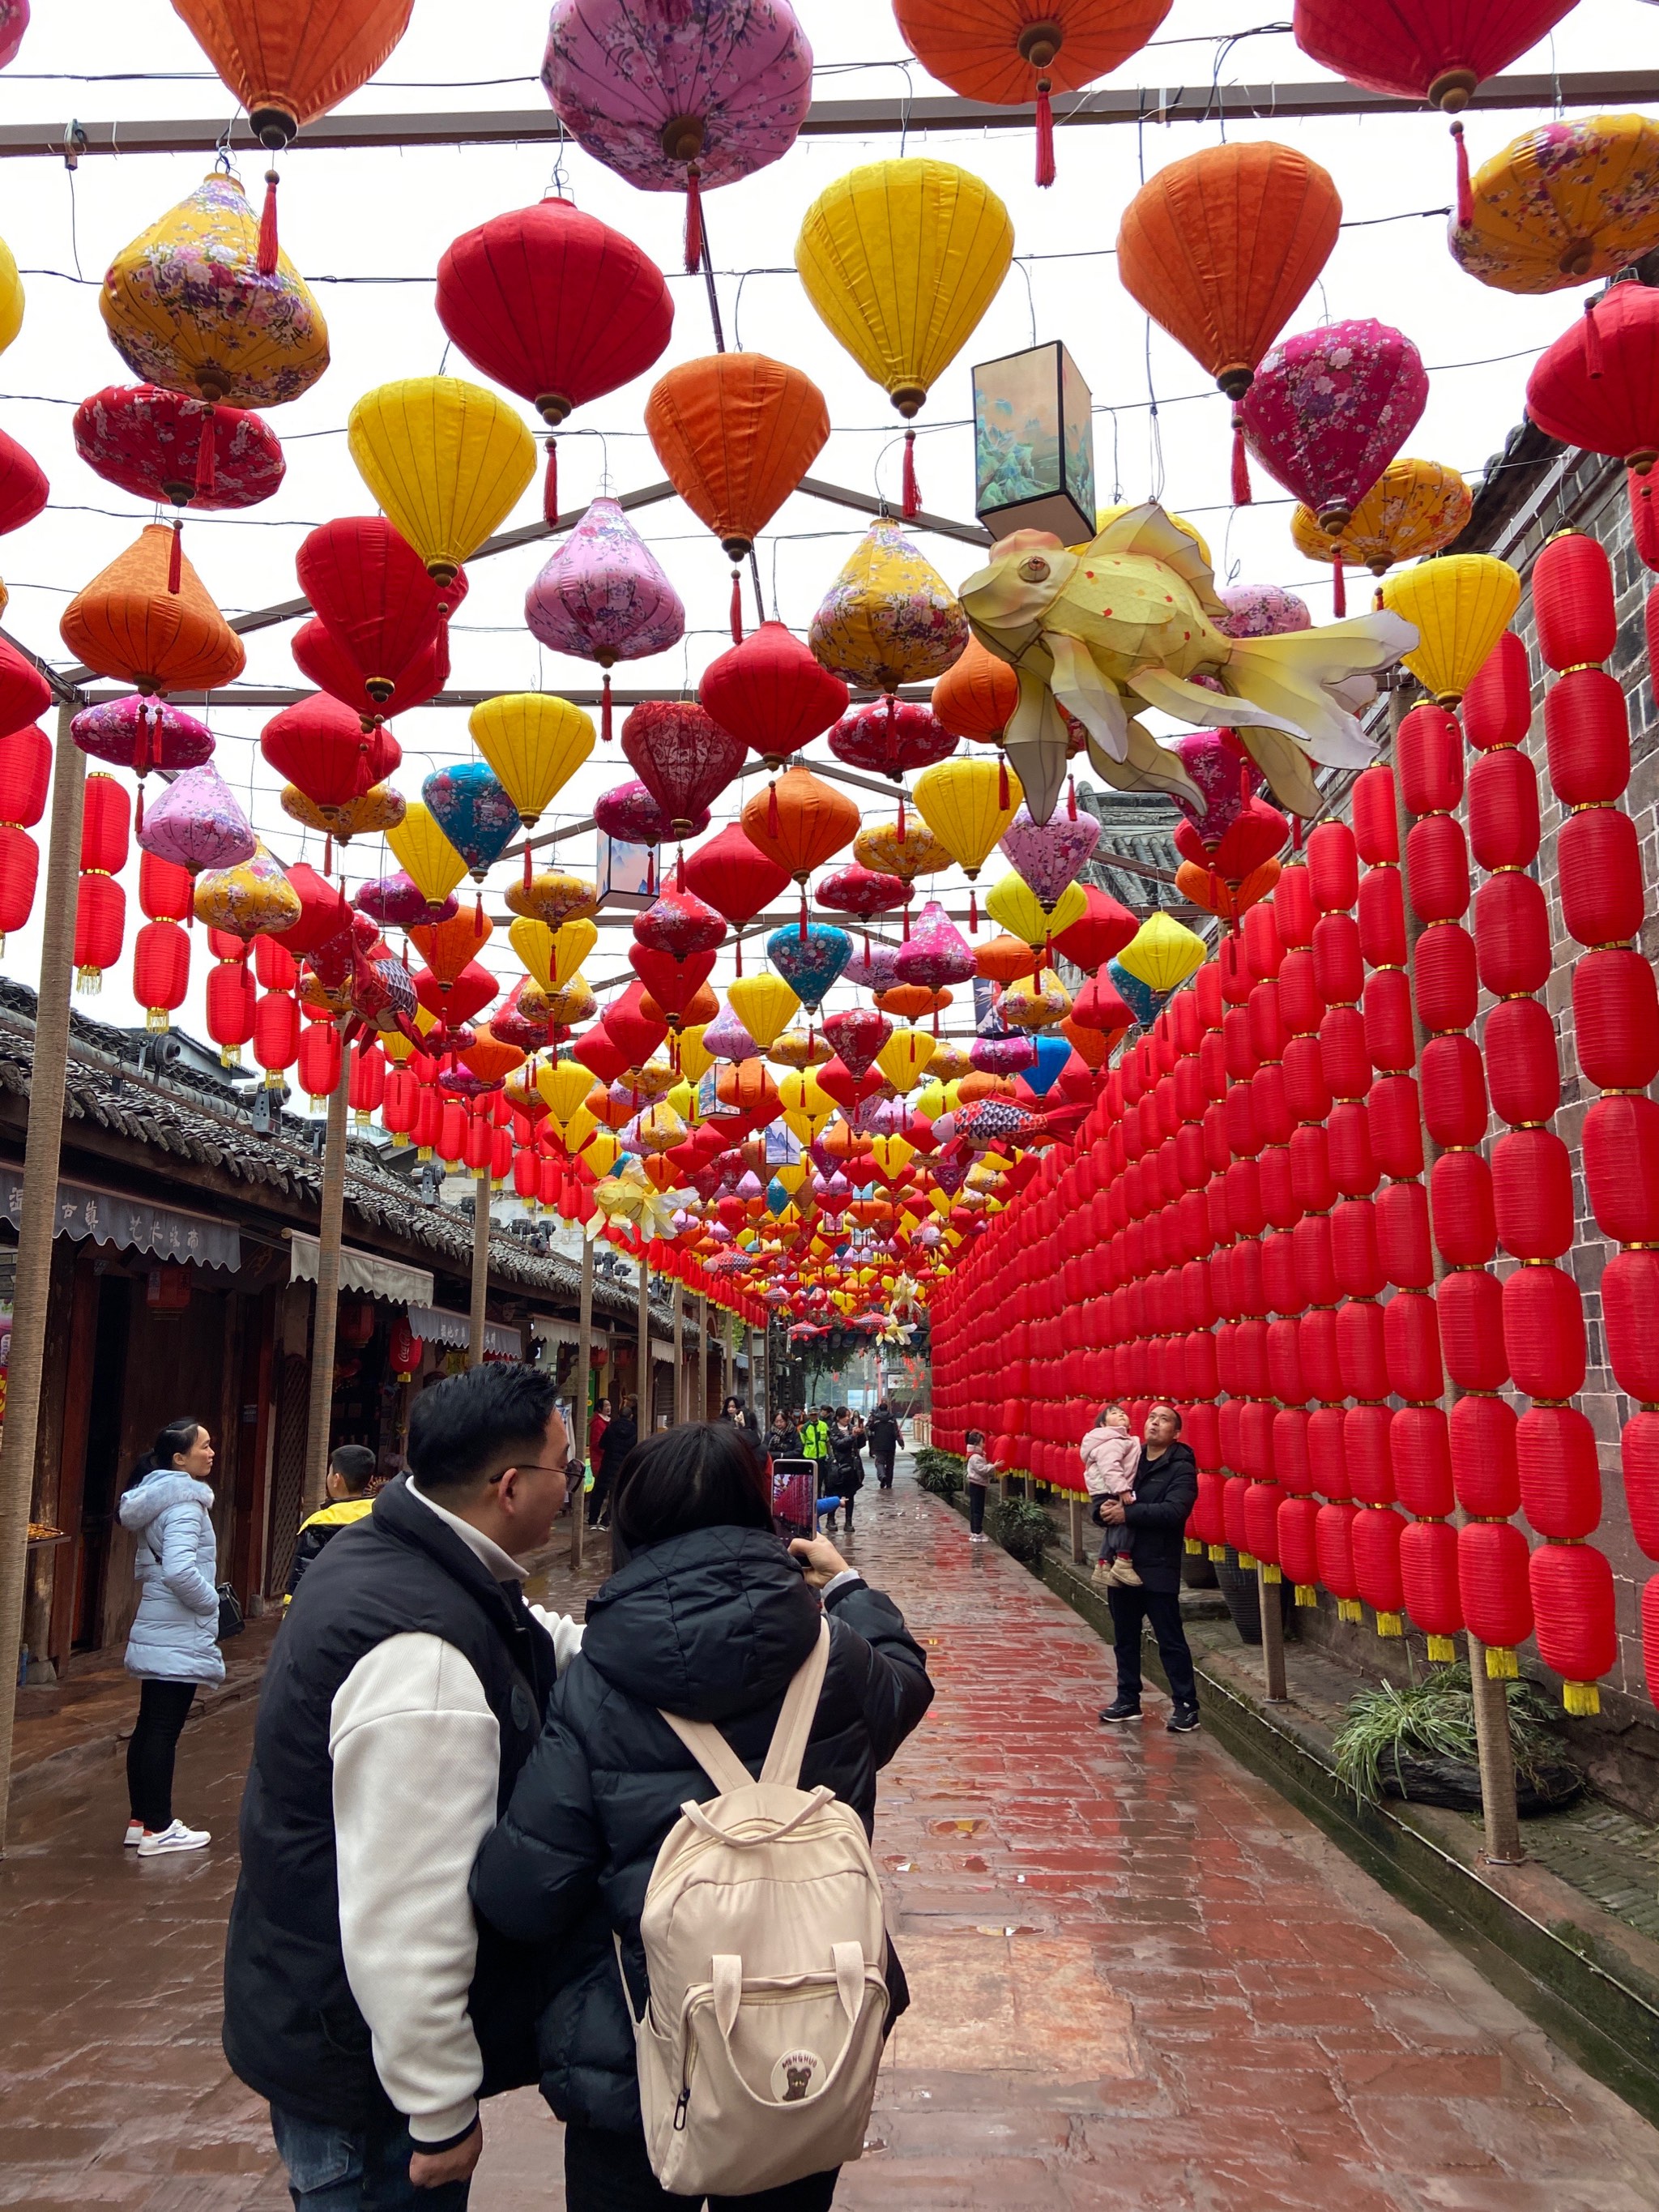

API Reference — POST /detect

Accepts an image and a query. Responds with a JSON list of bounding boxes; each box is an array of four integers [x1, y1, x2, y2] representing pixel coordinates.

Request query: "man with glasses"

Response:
[[224, 1364, 583, 2210]]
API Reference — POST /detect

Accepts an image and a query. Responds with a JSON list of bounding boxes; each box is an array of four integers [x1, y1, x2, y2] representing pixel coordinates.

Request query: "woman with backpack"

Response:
[[117, 1416, 224, 1856], [471, 1420, 933, 2210]]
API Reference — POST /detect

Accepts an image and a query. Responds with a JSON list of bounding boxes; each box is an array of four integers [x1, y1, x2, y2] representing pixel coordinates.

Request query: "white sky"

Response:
[[1, 0, 1654, 1061]]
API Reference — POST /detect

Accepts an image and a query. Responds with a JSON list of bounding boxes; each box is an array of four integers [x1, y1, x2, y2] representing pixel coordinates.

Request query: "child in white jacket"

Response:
[[1081, 1405, 1142, 1586]]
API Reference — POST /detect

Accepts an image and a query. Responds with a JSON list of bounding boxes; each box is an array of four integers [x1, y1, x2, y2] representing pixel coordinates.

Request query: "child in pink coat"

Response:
[[1081, 1404, 1142, 1586]]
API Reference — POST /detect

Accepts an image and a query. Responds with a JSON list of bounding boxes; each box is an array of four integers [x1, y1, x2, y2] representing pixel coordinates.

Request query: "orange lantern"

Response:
[[60, 523, 245, 695], [740, 764, 859, 928], [932, 633, 1018, 745]]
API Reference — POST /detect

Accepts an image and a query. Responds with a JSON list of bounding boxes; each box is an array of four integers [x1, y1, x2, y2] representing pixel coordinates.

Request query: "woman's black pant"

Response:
[[126, 1678, 198, 1830], [564, 2123, 837, 2211]]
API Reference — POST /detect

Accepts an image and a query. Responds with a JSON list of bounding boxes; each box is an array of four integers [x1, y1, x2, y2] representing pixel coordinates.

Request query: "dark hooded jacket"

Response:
[[470, 1525, 932, 2133]]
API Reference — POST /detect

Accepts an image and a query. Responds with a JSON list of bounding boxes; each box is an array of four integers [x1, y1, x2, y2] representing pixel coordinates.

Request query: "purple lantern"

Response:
[[357, 873, 460, 929], [593, 779, 709, 848], [996, 805, 1098, 914], [1165, 731, 1260, 834], [525, 497, 685, 741], [136, 762, 254, 873], [1216, 583, 1312, 639], [893, 899, 975, 992]]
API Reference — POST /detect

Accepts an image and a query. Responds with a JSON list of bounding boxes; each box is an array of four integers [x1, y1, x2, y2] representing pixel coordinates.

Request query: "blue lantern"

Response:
[[422, 762, 520, 882], [766, 922, 851, 1014]]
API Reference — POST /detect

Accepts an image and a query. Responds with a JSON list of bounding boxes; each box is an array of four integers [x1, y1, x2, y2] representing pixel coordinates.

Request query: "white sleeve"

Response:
[[526, 1605, 584, 1672], [329, 1634, 501, 2144]]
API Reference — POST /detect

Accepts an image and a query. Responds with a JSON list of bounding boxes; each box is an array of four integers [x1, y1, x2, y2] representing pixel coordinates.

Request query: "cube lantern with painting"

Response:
[[972, 340, 1096, 547]]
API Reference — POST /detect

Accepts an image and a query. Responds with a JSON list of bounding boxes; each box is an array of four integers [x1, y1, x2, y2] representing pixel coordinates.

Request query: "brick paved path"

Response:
[[3, 1466, 1659, 2207]]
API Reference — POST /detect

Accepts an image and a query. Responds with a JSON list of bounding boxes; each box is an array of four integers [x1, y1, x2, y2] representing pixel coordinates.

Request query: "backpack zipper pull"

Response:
[[673, 2088, 690, 2132]]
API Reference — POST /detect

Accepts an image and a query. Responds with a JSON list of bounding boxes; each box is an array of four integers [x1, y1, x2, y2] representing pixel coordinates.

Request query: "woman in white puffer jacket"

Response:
[[117, 1416, 223, 1856]]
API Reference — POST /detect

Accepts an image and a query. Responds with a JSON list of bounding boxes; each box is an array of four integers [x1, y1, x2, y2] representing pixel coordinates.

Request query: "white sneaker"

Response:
[[137, 1819, 210, 1857], [970, 1532, 987, 1543], [124, 1820, 143, 1848]]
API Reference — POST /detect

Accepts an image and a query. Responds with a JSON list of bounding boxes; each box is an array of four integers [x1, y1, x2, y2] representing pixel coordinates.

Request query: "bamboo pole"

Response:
[[571, 1236, 591, 1569], [672, 1282, 684, 1424], [1390, 682, 1523, 1864], [0, 702, 84, 1852], [468, 1168, 490, 1369], [301, 1049, 352, 1516]]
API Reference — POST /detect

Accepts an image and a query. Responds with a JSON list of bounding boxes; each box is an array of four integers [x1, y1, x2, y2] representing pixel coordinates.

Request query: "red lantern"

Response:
[[298, 1019, 343, 1103], [1357, 868, 1407, 971], [1397, 702, 1462, 814], [1413, 923, 1478, 1035], [1458, 1518, 1533, 1662], [1384, 1291, 1441, 1403], [1572, 949, 1659, 1091], [1056, 885, 1140, 971], [1599, 1249, 1659, 1403], [1467, 747, 1540, 870], [1404, 816, 1469, 922], [1473, 873, 1550, 1000], [1544, 666, 1629, 805], [293, 614, 450, 722], [1625, 1411, 1659, 1558], [1491, 1129, 1574, 1260], [261, 694, 400, 821], [1277, 1492, 1322, 1597], [254, 989, 300, 1086], [295, 517, 451, 710], [700, 621, 849, 770], [1501, 1262, 1585, 1403], [623, 702, 746, 837], [1529, 1541, 1617, 1712], [0, 634, 53, 740], [0, 826, 36, 953], [1436, 1267, 1507, 1390], [1392, 1405, 1453, 1516], [132, 917, 190, 1031], [1367, 1074, 1424, 1181], [1559, 807, 1643, 947], [1450, 1392, 1518, 1518], [1419, 1034, 1486, 1148], [388, 1315, 422, 1380], [1353, 1505, 1406, 1627], [1527, 285, 1659, 476], [1350, 763, 1398, 865], [1517, 1406, 1601, 1541], [1316, 1500, 1362, 1613], [75, 772, 130, 992], [1400, 1517, 1462, 1650], [1483, 997, 1558, 1127], [1462, 629, 1531, 750], [0, 722, 51, 830]]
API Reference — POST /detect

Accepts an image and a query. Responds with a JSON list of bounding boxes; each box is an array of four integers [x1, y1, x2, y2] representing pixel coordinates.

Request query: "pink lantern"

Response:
[[593, 779, 709, 849], [1216, 583, 1312, 638], [524, 497, 685, 742], [997, 804, 1099, 912], [634, 882, 727, 959], [0, 2, 27, 70], [541, 0, 812, 273], [136, 761, 255, 874], [1165, 730, 1260, 835], [828, 701, 957, 779], [823, 1006, 893, 1078], [1239, 318, 1428, 533], [893, 899, 975, 990], [71, 694, 214, 773], [356, 873, 460, 929], [702, 1003, 760, 1061], [816, 864, 907, 920], [844, 942, 901, 995]]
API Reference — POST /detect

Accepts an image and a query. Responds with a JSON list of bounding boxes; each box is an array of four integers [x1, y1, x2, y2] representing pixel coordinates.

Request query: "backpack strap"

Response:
[[657, 1614, 832, 1797], [658, 1710, 755, 1796]]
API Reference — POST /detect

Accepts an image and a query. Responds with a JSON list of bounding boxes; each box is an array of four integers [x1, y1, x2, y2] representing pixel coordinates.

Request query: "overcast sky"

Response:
[[0, 0, 1653, 1057]]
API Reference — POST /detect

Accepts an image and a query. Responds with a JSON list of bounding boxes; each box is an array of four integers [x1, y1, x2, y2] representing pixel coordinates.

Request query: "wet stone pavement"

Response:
[[5, 1467, 1659, 2208]]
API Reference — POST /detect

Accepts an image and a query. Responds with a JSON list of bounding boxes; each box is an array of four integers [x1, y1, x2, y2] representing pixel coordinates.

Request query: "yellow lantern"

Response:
[[795, 157, 1014, 511], [582, 1129, 623, 1176], [1291, 459, 1473, 600], [510, 915, 597, 993], [678, 1024, 715, 1084], [770, 1027, 831, 1071], [1452, 114, 1659, 295], [727, 972, 800, 1051], [281, 780, 403, 842], [469, 693, 595, 831], [914, 758, 1022, 879], [387, 802, 469, 907], [1000, 967, 1072, 1030], [876, 1027, 936, 1092], [1382, 555, 1522, 706], [778, 1070, 836, 1142], [101, 172, 327, 407], [808, 518, 967, 695], [870, 1134, 916, 1181], [853, 817, 950, 883], [505, 869, 601, 926], [926, 1039, 972, 1084], [985, 871, 1086, 948], [543, 976, 596, 1029], [635, 1099, 687, 1154], [1116, 909, 1206, 997], [347, 376, 536, 584], [0, 234, 22, 359]]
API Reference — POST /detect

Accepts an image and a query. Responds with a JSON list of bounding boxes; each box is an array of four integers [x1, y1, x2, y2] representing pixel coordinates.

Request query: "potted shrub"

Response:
[[1333, 1663, 1582, 1813]]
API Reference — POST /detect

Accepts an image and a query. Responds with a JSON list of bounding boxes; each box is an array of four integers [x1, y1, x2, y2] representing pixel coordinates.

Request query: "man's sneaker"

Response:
[[1098, 1699, 1142, 1725], [1166, 1706, 1201, 1735], [124, 1820, 143, 1848], [137, 1819, 210, 1857]]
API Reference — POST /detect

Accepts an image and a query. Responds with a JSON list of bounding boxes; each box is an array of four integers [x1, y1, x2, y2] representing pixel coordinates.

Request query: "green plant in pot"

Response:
[[912, 1448, 964, 1497], [987, 1497, 1052, 1566], [1333, 1663, 1582, 1813]]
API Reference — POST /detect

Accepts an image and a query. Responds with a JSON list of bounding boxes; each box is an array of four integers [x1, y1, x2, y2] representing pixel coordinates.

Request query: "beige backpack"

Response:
[[619, 1617, 891, 2197]]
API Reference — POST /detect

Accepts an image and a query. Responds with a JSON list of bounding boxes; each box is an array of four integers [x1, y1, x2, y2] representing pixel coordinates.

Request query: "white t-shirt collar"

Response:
[[407, 1477, 526, 1586]]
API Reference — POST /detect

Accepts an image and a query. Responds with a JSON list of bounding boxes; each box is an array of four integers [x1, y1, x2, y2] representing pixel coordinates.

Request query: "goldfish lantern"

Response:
[[740, 765, 859, 928], [727, 971, 800, 1051], [437, 194, 672, 522], [1290, 458, 1473, 614], [75, 383, 283, 592], [645, 354, 829, 638], [194, 840, 301, 939], [387, 801, 470, 917], [100, 172, 328, 410], [1452, 115, 1659, 293], [1382, 555, 1521, 705], [894, 899, 975, 991], [985, 869, 1086, 949], [766, 924, 851, 1015], [1216, 583, 1311, 637], [137, 760, 255, 874], [1239, 320, 1427, 535], [541, 0, 812, 274], [422, 762, 520, 886], [505, 866, 601, 929], [699, 620, 847, 772], [468, 693, 594, 881], [796, 159, 1013, 518], [914, 757, 1022, 926], [622, 701, 747, 839], [681, 823, 789, 975], [810, 519, 969, 716], [1292, 0, 1575, 223], [348, 377, 535, 587], [1117, 908, 1205, 1002], [525, 497, 685, 743], [1116, 144, 1341, 503], [1527, 282, 1659, 474], [997, 803, 1098, 914], [296, 516, 448, 713]]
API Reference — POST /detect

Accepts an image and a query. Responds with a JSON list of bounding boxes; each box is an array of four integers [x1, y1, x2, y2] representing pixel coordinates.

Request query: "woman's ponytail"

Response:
[[122, 1416, 203, 1491]]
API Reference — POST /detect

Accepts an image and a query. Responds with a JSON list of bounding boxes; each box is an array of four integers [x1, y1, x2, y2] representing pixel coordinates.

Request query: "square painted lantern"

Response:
[[972, 340, 1096, 545]]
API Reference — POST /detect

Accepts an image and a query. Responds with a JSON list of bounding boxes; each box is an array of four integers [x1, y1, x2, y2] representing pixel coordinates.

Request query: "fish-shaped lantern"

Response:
[[957, 501, 1414, 825]]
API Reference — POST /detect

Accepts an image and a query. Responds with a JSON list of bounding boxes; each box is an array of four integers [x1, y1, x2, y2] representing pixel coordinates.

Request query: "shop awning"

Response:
[[289, 1233, 433, 1308], [531, 1317, 608, 1352], [408, 1304, 522, 1358], [0, 1167, 240, 1271]]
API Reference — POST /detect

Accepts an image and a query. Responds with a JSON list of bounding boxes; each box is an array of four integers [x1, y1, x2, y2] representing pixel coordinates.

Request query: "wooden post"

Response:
[[1392, 684, 1523, 1864], [697, 1292, 709, 1419], [301, 1048, 352, 1517], [637, 1245, 650, 1431], [1258, 1565, 1289, 1702], [0, 702, 84, 1851], [672, 1281, 684, 1424], [467, 1168, 490, 1369], [1068, 1494, 1086, 1565], [571, 1235, 591, 1570]]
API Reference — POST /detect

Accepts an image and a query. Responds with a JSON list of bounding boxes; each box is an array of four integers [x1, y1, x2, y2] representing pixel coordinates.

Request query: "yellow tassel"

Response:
[[1294, 1584, 1318, 1608], [1486, 1646, 1519, 1680], [265, 1068, 284, 1090], [1238, 1550, 1257, 1570], [418, 1144, 433, 1162], [392, 1132, 409, 1149], [146, 1008, 170, 1034], [1563, 1680, 1601, 1716], [1262, 1563, 1282, 1583], [1208, 1544, 1228, 1562], [1338, 1599, 1363, 1622], [1184, 1537, 1203, 1555], [1375, 1611, 1404, 1638], [1427, 1634, 1456, 1663]]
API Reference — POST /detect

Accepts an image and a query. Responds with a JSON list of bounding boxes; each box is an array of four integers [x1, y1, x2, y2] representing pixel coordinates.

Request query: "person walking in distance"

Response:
[[118, 1417, 225, 1856], [591, 1393, 637, 1530], [223, 1364, 585, 2210], [284, 1445, 377, 1602], [866, 1403, 902, 1491], [1097, 1403, 1202, 1734]]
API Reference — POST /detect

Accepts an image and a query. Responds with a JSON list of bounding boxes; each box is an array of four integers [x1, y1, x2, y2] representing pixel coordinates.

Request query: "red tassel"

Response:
[[543, 437, 558, 525], [258, 168, 280, 277], [134, 781, 145, 833], [1034, 79, 1056, 188], [1585, 295, 1604, 378], [474, 890, 484, 933], [902, 903, 911, 940], [902, 428, 920, 520], [799, 882, 808, 942], [324, 833, 334, 876], [1333, 561, 1346, 617], [1067, 775, 1077, 820], [523, 841, 533, 890], [730, 568, 743, 644], [194, 408, 216, 499], [897, 791, 906, 839], [1230, 414, 1252, 506], [997, 752, 1009, 809], [1452, 121, 1473, 230], [646, 848, 656, 895], [676, 844, 685, 892], [768, 779, 780, 837], [167, 519, 182, 596], [968, 885, 978, 933], [735, 935, 743, 975], [1291, 813, 1303, 852], [684, 164, 704, 276], [601, 671, 613, 743]]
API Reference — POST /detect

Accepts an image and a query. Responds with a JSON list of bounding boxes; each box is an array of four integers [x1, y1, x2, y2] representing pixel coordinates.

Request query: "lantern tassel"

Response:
[[167, 518, 182, 596], [1067, 775, 1077, 820], [543, 436, 558, 525], [730, 568, 744, 644], [1584, 294, 1604, 378], [258, 167, 280, 277], [323, 833, 333, 876], [902, 428, 920, 520], [799, 882, 808, 941], [768, 779, 779, 837], [684, 163, 704, 277], [1451, 121, 1473, 229], [1034, 79, 1056, 188], [475, 889, 484, 934], [897, 789, 906, 840], [523, 841, 533, 890], [1230, 413, 1252, 506], [998, 751, 1009, 809], [1333, 560, 1346, 617], [968, 885, 978, 933], [194, 408, 216, 499], [601, 670, 613, 744]]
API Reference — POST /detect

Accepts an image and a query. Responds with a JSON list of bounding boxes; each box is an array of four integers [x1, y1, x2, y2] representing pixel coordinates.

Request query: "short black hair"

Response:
[[611, 1420, 773, 1552], [329, 1445, 377, 1493], [407, 1363, 561, 1496]]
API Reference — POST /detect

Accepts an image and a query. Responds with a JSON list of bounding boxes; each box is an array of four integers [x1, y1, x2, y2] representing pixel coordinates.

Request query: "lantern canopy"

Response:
[[468, 694, 594, 831], [1292, 0, 1572, 111], [171, 2, 414, 145], [61, 523, 246, 696], [972, 341, 1096, 543], [1382, 555, 1522, 706], [699, 620, 847, 770]]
